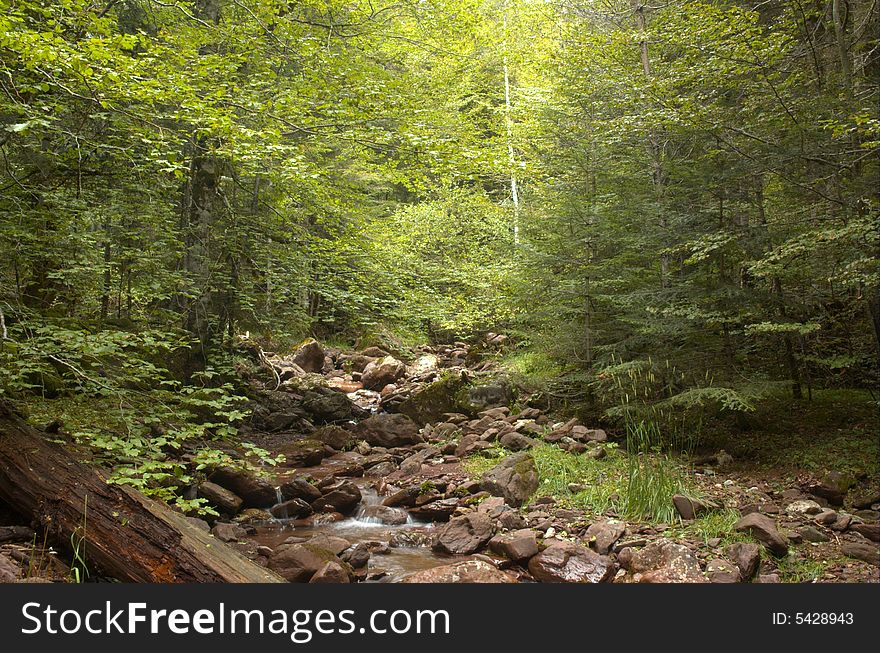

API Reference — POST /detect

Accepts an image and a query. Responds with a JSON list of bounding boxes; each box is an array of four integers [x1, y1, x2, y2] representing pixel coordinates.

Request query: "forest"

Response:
[[0, 0, 877, 584]]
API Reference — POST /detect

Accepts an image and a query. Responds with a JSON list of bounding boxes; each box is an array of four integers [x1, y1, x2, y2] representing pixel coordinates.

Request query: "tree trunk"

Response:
[[0, 402, 283, 583]]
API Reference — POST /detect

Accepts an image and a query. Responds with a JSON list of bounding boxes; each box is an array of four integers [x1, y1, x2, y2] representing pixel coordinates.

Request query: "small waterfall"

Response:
[[272, 487, 287, 520]]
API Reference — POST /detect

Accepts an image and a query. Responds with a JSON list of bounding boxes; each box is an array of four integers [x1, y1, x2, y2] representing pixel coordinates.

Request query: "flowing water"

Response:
[[252, 480, 471, 582]]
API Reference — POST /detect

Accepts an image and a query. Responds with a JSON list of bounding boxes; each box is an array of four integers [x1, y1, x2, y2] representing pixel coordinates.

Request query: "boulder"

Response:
[[706, 559, 741, 583], [401, 559, 517, 583], [528, 541, 615, 583], [398, 374, 469, 424], [312, 425, 355, 451], [197, 481, 243, 514], [311, 481, 362, 515], [734, 513, 789, 556], [353, 413, 423, 447], [361, 356, 406, 390], [292, 339, 325, 374], [280, 477, 323, 503], [499, 432, 537, 451], [628, 541, 707, 583], [585, 519, 626, 555], [726, 542, 761, 580], [276, 439, 326, 467], [309, 560, 352, 583], [672, 494, 718, 520], [433, 512, 495, 555], [488, 529, 540, 561], [267, 543, 338, 582], [302, 392, 352, 424], [209, 467, 277, 508], [357, 505, 409, 525], [481, 452, 539, 508], [841, 541, 879, 566], [269, 498, 313, 519]]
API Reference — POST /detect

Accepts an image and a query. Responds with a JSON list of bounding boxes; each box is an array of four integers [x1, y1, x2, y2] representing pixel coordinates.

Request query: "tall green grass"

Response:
[[623, 421, 688, 523]]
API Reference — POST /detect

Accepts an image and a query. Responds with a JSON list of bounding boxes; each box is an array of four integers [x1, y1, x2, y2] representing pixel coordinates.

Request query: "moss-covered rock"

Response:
[[398, 372, 470, 424]]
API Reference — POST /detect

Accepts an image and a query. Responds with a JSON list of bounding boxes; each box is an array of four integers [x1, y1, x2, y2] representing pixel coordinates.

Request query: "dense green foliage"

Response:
[[1, 0, 877, 490]]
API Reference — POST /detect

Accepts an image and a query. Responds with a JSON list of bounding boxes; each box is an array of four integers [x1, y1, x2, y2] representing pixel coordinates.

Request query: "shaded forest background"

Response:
[[0, 0, 877, 502]]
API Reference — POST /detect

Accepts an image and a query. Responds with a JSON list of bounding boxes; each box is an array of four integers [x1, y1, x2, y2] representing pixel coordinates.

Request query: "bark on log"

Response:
[[0, 401, 283, 582]]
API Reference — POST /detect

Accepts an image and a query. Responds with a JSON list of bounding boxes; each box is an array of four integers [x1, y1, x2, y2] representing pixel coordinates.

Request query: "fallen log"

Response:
[[0, 401, 283, 583]]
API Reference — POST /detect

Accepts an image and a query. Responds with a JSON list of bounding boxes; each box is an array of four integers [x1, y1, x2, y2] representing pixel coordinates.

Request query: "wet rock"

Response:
[[361, 356, 406, 390], [340, 544, 371, 569], [433, 512, 495, 555], [267, 543, 339, 582], [302, 391, 352, 424], [481, 452, 539, 508], [389, 531, 433, 548], [726, 542, 761, 581], [232, 508, 273, 525], [358, 505, 409, 525], [306, 533, 352, 555], [706, 559, 741, 583], [408, 498, 459, 521], [209, 467, 277, 508], [629, 541, 706, 583], [280, 478, 322, 504], [311, 481, 362, 515], [354, 413, 423, 447], [585, 519, 626, 555], [672, 494, 718, 520], [270, 498, 312, 519], [309, 560, 352, 583], [528, 541, 615, 583], [499, 432, 537, 451], [841, 541, 879, 566], [198, 481, 243, 514], [735, 513, 789, 556], [365, 461, 397, 477], [401, 559, 517, 583], [313, 425, 355, 451], [276, 439, 326, 467], [292, 339, 326, 373], [489, 529, 540, 561]]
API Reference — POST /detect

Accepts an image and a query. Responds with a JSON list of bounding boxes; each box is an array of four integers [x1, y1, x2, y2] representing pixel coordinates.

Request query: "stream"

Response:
[[251, 481, 473, 582]]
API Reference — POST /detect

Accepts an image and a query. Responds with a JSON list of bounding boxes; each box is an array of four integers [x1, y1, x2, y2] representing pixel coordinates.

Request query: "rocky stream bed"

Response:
[[1, 336, 878, 583]]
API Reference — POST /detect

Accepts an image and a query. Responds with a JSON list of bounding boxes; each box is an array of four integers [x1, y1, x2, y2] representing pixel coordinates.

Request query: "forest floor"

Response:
[[1, 338, 878, 584]]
